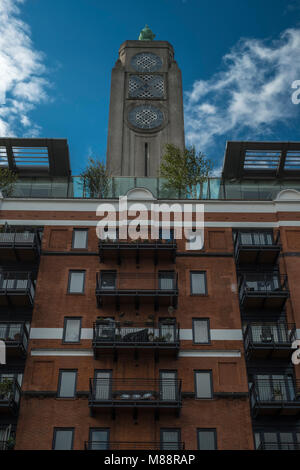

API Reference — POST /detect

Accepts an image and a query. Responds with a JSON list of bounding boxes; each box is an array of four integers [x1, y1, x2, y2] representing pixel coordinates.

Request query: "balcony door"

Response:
[[0, 425, 11, 450], [160, 371, 177, 401], [159, 319, 176, 342], [100, 272, 116, 290], [89, 429, 109, 450], [159, 272, 174, 290], [160, 429, 180, 450], [94, 371, 112, 400]]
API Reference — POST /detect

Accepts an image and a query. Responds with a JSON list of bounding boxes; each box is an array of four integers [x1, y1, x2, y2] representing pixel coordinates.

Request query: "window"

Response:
[[89, 428, 110, 450], [195, 371, 213, 399], [57, 370, 77, 398], [100, 271, 116, 290], [72, 229, 88, 249], [161, 429, 181, 450], [193, 319, 210, 344], [190, 271, 207, 295], [68, 271, 85, 294], [94, 370, 112, 400], [197, 429, 217, 450], [53, 428, 74, 450], [160, 371, 177, 401], [63, 318, 81, 343], [159, 271, 175, 290]]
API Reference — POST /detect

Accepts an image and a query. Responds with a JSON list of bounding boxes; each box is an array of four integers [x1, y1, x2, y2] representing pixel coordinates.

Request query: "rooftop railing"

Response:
[[8, 176, 300, 200]]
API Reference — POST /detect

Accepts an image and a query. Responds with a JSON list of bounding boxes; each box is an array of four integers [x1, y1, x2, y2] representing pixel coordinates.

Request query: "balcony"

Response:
[[95, 272, 178, 311], [89, 378, 182, 418], [0, 231, 41, 264], [98, 239, 177, 265], [0, 272, 35, 308], [0, 322, 29, 358], [250, 378, 300, 417], [234, 231, 280, 266], [257, 442, 300, 450], [0, 378, 21, 416], [238, 273, 289, 311], [244, 322, 296, 359], [84, 441, 185, 450], [92, 320, 180, 360]]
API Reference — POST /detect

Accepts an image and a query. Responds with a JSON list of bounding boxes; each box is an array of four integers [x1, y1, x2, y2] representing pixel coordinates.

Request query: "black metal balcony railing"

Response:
[[93, 321, 180, 347], [95, 272, 178, 310], [257, 442, 300, 450], [0, 322, 29, 357], [234, 231, 281, 266], [250, 378, 300, 417], [0, 231, 42, 263], [98, 239, 177, 265], [89, 378, 182, 408], [238, 274, 289, 311], [0, 378, 21, 415], [0, 272, 35, 307], [84, 441, 185, 450], [244, 322, 296, 358]]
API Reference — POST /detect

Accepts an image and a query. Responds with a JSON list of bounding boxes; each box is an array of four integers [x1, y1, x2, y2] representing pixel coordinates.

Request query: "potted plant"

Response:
[[0, 379, 13, 399], [273, 386, 284, 401], [6, 436, 15, 450]]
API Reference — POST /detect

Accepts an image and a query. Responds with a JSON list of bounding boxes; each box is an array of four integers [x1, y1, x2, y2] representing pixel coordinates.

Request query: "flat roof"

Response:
[[0, 138, 71, 177], [222, 141, 300, 180]]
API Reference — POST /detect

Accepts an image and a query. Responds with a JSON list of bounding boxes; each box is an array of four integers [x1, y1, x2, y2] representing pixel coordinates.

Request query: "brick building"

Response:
[[0, 32, 300, 450]]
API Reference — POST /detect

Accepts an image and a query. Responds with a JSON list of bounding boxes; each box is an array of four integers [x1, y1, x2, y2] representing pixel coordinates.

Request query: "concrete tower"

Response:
[[106, 26, 185, 177]]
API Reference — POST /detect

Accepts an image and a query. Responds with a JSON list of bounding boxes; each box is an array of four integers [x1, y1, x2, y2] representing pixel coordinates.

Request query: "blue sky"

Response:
[[1, 0, 300, 174]]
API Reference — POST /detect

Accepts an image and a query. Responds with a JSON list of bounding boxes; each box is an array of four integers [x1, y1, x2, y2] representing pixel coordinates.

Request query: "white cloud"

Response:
[[0, 0, 49, 136], [184, 28, 300, 150]]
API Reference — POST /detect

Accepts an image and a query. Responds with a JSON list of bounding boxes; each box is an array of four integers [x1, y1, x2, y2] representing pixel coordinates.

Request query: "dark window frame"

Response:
[[72, 228, 89, 250], [93, 369, 113, 399], [89, 427, 110, 449], [197, 428, 217, 450], [192, 318, 211, 345], [57, 370, 78, 398], [160, 428, 181, 450], [194, 370, 213, 399], [62, 317, 82, 344], [52, 427, 75, 450], [190, 271, 207, 295], [67, 270, 86, 294]]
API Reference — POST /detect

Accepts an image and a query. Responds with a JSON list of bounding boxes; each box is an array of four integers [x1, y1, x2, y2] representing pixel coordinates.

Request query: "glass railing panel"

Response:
[[136, 178, 158, 197]]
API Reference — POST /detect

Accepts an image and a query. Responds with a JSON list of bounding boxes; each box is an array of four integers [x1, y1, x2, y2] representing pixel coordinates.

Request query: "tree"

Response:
[[0, 168, 18, 197], [79, 157, 110, 198], [160, 144, 213, 198]]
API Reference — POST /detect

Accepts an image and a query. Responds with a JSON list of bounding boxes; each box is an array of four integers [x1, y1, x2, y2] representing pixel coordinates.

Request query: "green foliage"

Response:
[[160, 144, 213, 199], [0, 168, 18, 197], [0, 378, 13, 396], [79, 157, 110, 198]]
